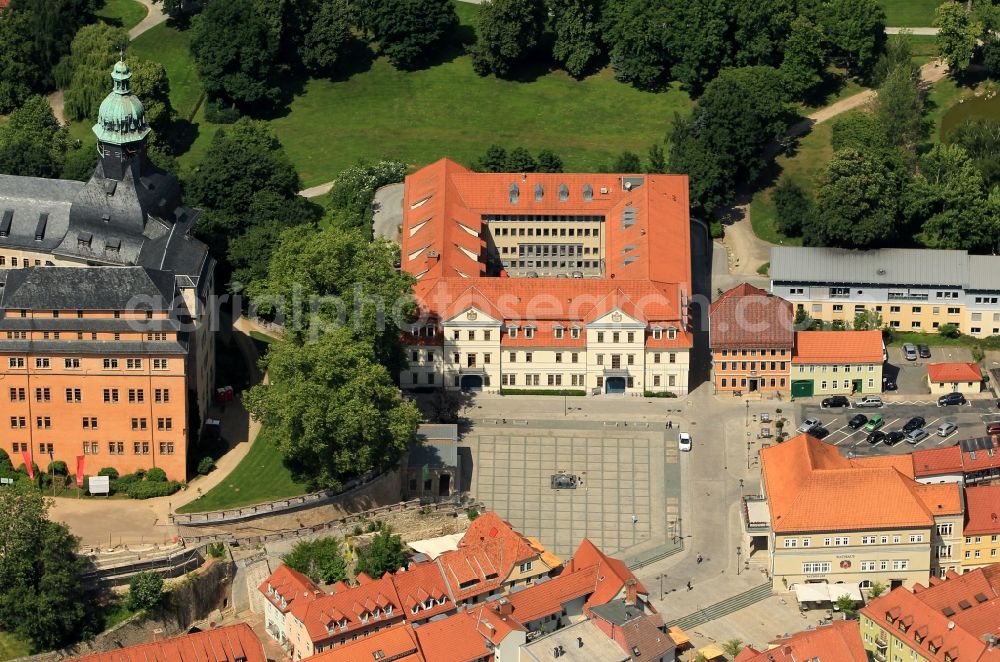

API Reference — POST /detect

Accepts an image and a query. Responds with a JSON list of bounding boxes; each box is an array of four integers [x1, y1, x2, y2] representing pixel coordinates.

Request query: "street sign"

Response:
[[88, 475, 110, 495], [0, 477, 13, 485]]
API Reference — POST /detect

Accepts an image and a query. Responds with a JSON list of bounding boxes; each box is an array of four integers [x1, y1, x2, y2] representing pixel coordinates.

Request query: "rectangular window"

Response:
[[35, 357, 50, 369], [802, 562, 832, 574], [64, 358, 80, 369], [81, 416, 96, 429], [129, 389, 144, 403], [103, 388, 119, 403], [131, 418, 147, 431], [103, 358, 118, 369], [783, 538, 798, 548], [152, 359, 168, 370], [157, 418, 172, 431], [65, 388, 81, 403]]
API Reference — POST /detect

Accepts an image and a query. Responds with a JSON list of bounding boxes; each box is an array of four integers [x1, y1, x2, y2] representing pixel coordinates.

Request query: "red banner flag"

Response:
[[76, 456, 85, 487], [21, 451, 34, 479]]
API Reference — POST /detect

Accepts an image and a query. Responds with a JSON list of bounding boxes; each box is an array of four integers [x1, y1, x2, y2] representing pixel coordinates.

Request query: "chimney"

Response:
[[625, 578, 638, 606], [497, 598, 513, 617]]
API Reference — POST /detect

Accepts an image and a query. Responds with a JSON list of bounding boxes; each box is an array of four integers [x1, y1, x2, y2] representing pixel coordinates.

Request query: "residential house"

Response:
[[909, 437, 1000, 486], [399, 159, 694, 396], [858, 565, 1000, 662], [68, 624, 265, 662], [259, 564, 322, 653], [927, 363, 984, 396], [734, 620, 868, 662], [709, 283, 794, 394], [750, 434, 964, 589], [962, 485, 1000, 572], [770, 247, 1000, 338], [790, 330, 884, 397], [306, 624, 424, 662], [416, 604, 526, 662]]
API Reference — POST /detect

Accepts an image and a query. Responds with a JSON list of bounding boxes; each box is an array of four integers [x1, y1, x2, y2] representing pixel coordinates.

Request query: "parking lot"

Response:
[[795, 400, 1000, 457], [884, 345, 976, 394]]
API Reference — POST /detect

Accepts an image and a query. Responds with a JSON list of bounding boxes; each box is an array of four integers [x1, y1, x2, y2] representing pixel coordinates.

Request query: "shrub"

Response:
[[145, 467, 167, 483], [467, 507, 479, 521], [643, 390, 678, 398], [939, 324, 961, 339], [710, 221, 724, 238], [203, 98, 240, 124], [207, 542, 227, 559], [365, 520, 380, 533], [197, 457, 216, 476], [127, 571, 164, 611], [98, 467, 120, 480], [972, 345, 985, 362], [126, 480, 181, 499], [17, 462, 40, 478], [352, 525, 363, 536], [49, 460, 69, 476]]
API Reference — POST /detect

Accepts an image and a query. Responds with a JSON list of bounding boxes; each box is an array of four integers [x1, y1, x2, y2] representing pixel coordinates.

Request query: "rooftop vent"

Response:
[[77, 232, 92, 248], [509, 183, 519, 205], [975, 593, 989, 603], [0, 209, 12, 237], [559, 183, 569, 202], [959, 600, 972, 610], [535, 183, 544, 201], [105, 238, 121, 253], [621, 207, 637, 229], [583, 184, 593, 201], [877, 268, 887, 275], [104, 180, 117, 196], [101, 213, 110, 223], [942, 607, 956, 617]]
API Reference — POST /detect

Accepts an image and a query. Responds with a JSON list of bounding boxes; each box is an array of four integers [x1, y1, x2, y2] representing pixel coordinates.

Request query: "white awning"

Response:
[[794, 582, 864, 603]]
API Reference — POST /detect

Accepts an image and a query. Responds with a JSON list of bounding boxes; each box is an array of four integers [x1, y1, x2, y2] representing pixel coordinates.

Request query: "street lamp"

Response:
[[737, 546, 742, 576], [669, 520, 677, 544], [739, 478, 744, 492], [746, 400, 750, 426]]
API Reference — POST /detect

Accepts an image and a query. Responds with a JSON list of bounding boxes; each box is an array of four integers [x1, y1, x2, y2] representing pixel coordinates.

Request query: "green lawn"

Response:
[[0, 632, 32, 662], [132, 2, 691, 186], [96, 0, 148, 30], [748, 121, 833, 246], [880, 0, 939, 27], [175, 426, 309, 514], [885, 331, 970, 347], [130, 23, 204, 120]]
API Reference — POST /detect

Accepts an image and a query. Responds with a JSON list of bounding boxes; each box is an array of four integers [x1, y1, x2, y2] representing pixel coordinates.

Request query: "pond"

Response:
[[939, 94, 1000, 141]]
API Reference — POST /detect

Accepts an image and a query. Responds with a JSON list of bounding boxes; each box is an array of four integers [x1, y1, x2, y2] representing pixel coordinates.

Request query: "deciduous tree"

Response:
[[772, 177, 813, 237], [469, 0, 547, 78], [536, 149, 565, 173], [0, 96, 71, 178], [127, 571, 165, 611], [779, 16, 828, 99], [355, 526, 406, 579], [360, 0, 457, 70], [300, 0, 355, 73], [935, 2, 982, 72], [812, 148, 901, 248], [284, 537, 348, 583], [819, 0, 886, 78], [550, 0, 604, 78], [603, 0, 672, 90]]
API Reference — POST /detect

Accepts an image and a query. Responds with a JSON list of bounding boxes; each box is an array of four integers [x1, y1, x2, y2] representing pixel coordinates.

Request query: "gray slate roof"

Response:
[[968, 255, 1000, 291], [770, 247, 978, 287], [0, 266, 177, 311], [0, 339, 187, 355], [0, 174, 82, 253]]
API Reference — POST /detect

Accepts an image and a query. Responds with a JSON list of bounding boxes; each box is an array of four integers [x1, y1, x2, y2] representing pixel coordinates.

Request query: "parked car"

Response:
[[867, 430, 887, 444], [884, 430, 906, 446], [882, 377, 898, 391], [856, 396, 884, 408], [678, 432, 692, 452], [902, 416, 926, 433], [811, 426, 831, 440], [822, 395, 851, 408], [987, 423, 1000, 436], [938, 392, 967, 407], [797, 418, 822, 433], [918, 344, 931, 358], [936, 422, 958, 437], [863, 415, 885, 433], [848, 414, 869, 429], [905, 428, 930, 444], [902, 343, 918, 361]]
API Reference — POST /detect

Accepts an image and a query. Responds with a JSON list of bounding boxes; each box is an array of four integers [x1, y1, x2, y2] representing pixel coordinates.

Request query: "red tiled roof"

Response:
[[792, 330, 883, 364], [259, 564, 322, 614], [413, 610, 493, 662], [746, 621, 868, 662], [761, 434, 960, 533], [709, 284, 794, 349], [308, 624, 424, 662], [504, 564, 599, 623], [964, 485, 1000, 535], [912, 445, 964, 477], [563, 538, 649, 611], [391, 561, 454, 621], [928, 362, 983, 383], [861, 566, 1000, 662], [297, 573, 403, 644], [69, 624, 266, 662]]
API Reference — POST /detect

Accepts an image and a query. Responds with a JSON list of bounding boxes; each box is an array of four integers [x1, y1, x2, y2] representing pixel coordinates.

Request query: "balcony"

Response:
[[742, 495, 771, 532]]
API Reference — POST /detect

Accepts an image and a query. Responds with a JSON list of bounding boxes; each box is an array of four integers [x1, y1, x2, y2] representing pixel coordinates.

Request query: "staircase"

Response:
[[665, 583, 773, 630]]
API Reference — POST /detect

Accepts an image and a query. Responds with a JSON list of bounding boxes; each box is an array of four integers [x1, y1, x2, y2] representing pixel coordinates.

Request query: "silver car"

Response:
[[936, 422, 958, 437], [902, 343, 918, 361], [905, 428, 930, 444]]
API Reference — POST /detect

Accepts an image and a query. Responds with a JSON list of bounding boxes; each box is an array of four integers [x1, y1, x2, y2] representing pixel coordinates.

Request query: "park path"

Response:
[[299, 180, 335, 197], [128, 0, 166, 40], [722, 58, 949, 276]]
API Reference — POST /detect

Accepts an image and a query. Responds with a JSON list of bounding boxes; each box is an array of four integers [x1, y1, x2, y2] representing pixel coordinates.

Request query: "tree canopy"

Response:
[[550, 0, 604, 78], [284, 537, 348, 583], [355, 526, 406, 579], [935, 2, 982, 73], [810, 148, 901, 248], [360, 0, 458, 70], [469, 0, 547, 78], [0, 96, 71, 179]]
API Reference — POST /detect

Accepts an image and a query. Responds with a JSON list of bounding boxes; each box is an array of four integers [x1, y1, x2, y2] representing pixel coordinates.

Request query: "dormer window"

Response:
[[372, 608, 380, 619], [384, 605, 392, 616], [280, 599, 287, 609], [411, 605, 420, 615], [554, 327, 564, 339], [508, 325, 518, 339], [885, 613, 895, 624], [652, 327, 662, 340], [570, 327, 580, 339], [437, 596, 446, 605], [426, 325, 436, 337], [267, 585, 274, 595], [667, 327, 677, 340], [340, 619, 348, 630], [424, 599, 434, 609], [525, 326, 535, 339], [360, 613, 369, 624]]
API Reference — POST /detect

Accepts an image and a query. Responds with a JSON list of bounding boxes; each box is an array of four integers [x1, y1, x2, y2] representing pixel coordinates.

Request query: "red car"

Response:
[[987, 423, 1000, 436]]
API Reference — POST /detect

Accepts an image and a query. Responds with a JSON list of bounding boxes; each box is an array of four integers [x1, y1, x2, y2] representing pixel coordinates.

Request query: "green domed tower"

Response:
[[93, 59, 151, 181]]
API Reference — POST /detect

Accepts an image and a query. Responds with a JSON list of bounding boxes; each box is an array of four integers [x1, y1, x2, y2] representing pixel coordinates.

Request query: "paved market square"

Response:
[[465, 423, 680, 559]]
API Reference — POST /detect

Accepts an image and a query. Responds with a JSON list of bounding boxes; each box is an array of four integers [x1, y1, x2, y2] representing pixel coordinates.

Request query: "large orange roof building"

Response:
[[399, 159, 694, 396]]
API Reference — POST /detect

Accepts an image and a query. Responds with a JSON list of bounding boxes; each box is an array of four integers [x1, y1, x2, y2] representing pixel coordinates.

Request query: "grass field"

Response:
[[132, 2, 691, 186], [748, 121, 833, 246], [0, 632, 32, 662], [880, 0, 939, 27], [175, 426, 309, 513], [96, 0, 148, 30]]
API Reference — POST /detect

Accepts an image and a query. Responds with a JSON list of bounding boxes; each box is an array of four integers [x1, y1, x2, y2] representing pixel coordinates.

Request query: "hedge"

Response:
[[126, 480, 182, 499], [500, 389, 586, 396]]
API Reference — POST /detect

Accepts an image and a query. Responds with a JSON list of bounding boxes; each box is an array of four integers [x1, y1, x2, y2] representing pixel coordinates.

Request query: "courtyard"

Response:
[[464, 421, 681, 560]]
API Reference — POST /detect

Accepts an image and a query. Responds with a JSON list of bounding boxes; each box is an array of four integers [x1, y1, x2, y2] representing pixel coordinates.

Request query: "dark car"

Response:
[[822, 395, 851, 408], [848, 414, 869, 429], [867, 430, 887, 445], [884, 430, 906, 446], [882, 377, 898, 391], [938, 392, 967, 407], [903, 417, 926, 433], [918, 344, 931, 359], [811, 426, 831, 440], [987, 422, 1000, 435]]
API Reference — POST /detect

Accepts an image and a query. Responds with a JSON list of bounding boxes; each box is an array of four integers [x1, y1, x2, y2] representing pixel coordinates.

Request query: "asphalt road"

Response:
[[795, 400, 1000, 457]]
